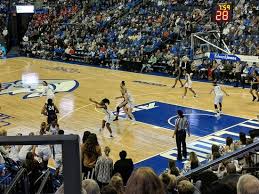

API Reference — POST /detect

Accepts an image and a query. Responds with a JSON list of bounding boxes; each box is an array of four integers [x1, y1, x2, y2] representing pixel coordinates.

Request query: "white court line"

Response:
[[239, 123, 259, 129], [158, 100, 252, 120], [135, 118, 253, 164], [187, 145, 211, 154], [245, 120, 259, 125], [58, 103, 93, 121]]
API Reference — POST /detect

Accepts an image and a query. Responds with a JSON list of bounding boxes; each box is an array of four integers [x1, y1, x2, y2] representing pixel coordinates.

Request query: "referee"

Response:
[[172, 110, 190, 160]]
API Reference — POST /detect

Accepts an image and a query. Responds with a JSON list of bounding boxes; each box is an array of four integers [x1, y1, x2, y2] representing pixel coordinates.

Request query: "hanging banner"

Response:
[[206, 52, 259, 63], [208, 52, 241, 61]]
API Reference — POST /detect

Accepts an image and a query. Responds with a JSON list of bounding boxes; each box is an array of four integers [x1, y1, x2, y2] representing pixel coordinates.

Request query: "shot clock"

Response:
[[212, 3, 233, 23]]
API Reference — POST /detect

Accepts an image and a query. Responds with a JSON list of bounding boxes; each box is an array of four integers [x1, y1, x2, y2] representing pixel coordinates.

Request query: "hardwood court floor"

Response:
[[0, 57, 258, 162]]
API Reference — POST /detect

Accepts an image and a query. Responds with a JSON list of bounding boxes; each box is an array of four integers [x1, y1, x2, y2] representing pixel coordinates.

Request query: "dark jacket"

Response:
[[113, 158, 134, 185]]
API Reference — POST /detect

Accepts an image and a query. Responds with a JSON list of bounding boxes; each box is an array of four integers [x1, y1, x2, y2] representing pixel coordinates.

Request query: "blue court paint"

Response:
[[131, 101, 246, 136], [131, 102, 257, 175]]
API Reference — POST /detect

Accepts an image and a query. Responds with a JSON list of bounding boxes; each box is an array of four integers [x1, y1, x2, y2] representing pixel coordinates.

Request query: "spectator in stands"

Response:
[[82, 130, 91, 144], [109, 175, 124, 194], [0, 129, 8, 158], [183, 152, 199, 173], [48, 120, 60, 135], [237, 174, 259, 194], [235, 132, 247, 149], [0, 153, 4, 164], [0, 163, 11, 188], [35, 128, 52, 169], [160, 173, 177, 194], [194, 170, 218, 194], [95, 146, 113, 188], [40, 121, 47, 135], [220, 168, 240, 194], [23, 152, 42, 193], [18, 132, 35, 162], [101, 184, 117, 194], [224, 137, 234, 153], [177, 180, 195, 194], [113, 150, 134, 185], [125, 167, 165, 194], [168, 159, 180, 176], [226, 163, 237, 175], [54, 129, 64, 170], [209, 144, 221, 161], [141, 54, 157, 73], [205, 181, 234, 194], [82, 179, 100, 194], [8, 133, 23, 162], [81, 133, 101, 179]]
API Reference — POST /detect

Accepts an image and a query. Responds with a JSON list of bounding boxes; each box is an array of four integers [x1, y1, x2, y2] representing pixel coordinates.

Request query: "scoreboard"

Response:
[[212, 3, 233, 23]]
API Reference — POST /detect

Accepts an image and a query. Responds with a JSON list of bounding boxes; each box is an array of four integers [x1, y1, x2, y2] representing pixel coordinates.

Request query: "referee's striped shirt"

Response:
[[175, 117, 190, 134]]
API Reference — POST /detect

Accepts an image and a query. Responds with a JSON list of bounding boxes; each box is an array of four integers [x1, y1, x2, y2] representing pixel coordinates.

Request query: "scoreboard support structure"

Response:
[[190, 2, 233, 59]]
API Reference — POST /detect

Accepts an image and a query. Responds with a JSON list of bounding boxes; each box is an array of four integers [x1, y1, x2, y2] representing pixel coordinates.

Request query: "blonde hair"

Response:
[[189, 152, 198, 163], [125, 167, 165, 194], [177, 180, 194, 194], [0, 129, 7, 136], [110, 175, 124, 194]]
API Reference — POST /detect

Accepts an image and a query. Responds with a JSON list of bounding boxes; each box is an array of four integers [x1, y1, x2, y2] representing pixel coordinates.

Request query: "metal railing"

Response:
[[4, 168, 29, 194], [184, 140, 259, 178], [0, 135, 81, 194], [36, 169, 51, 194]]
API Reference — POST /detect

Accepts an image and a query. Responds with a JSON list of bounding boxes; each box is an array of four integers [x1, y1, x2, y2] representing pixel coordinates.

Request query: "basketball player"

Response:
[[89, 98, 114, 138], [116, 89, 136, 123], [114, 81, 135, 122], [210, 81, 229, 116], [250, 71, 259, 102], [182, 70, 197, 98], [41, 81, 55, 101], [41, 99, 59, 124], [172, 60, 184, 88]]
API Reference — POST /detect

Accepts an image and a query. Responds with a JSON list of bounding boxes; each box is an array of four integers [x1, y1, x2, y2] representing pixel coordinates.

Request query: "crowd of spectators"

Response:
[[20, 0, 259, 86], [0, 0, 9, 49], [1, 121, 259, 194], [36, 127, 259, 194]]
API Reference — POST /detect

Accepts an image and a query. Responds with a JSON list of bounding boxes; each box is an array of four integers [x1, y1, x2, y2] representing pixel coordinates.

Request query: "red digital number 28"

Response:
[[216, 10, 229, 21]]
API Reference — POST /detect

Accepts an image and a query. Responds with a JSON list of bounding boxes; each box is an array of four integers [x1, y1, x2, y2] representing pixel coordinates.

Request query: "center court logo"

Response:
[[0, 79, 79, 99]]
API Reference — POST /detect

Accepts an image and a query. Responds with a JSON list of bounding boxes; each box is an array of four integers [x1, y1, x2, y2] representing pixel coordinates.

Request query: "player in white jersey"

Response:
[[182, 70, 197, 98], [89, 98, 114, 138], [41, 81, 55, 100], [210, 81, 229, 116], [114, 81, 135, 122], [118, 90, 136, 123]]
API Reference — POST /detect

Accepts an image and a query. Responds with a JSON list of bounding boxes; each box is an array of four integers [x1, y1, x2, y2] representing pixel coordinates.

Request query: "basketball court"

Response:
[[0, 57, 258, 173]]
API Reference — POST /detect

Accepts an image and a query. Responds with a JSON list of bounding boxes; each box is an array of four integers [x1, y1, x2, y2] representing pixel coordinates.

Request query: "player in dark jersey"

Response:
[[41, 99, 59, 124], [250, 70, 259, 101], [172, 63, 184, 88]]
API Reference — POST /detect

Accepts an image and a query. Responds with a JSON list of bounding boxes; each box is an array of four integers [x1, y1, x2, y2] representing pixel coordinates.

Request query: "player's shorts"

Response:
[[251, 84, 258, 90], [184, 82, 192, 88], [214, 95, 223, 105], [47, 114, 57, 124], [104, 114, 115, 124], [126, 101, 135, 109]]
